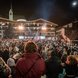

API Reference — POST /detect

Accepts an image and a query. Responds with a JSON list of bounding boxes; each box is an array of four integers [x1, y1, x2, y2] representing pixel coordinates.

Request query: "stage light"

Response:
[[18, 25, 24, 31], [41, 23, 47, 30], [19, 36, 24, 39], [42, 26, 47, 30]]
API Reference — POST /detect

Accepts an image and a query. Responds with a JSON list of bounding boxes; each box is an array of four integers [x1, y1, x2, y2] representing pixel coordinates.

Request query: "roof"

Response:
[[31, 18, 58, 26]]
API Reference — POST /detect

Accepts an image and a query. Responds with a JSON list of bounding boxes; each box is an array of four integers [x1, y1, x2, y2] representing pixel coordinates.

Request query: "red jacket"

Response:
[[15, 52, 45, 78]]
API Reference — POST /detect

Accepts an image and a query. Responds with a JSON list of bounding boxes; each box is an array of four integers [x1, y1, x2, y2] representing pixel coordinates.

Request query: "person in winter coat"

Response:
[[15, 41, 45, 78], [46, 51, 63, 78], [64, 55, 78, 78], [0, 57, 11, 78]]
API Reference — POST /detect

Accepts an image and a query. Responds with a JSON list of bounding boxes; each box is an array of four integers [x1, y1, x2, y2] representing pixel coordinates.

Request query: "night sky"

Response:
[[0, 0, 78, 25]]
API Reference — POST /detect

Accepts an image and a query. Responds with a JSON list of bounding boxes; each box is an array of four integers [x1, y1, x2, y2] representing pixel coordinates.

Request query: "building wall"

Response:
[[63, 22, 78, 40], [0, 26, 3, 38]]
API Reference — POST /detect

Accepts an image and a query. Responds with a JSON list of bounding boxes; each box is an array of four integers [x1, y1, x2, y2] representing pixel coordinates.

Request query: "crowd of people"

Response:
[[0, 38, 78, 78]]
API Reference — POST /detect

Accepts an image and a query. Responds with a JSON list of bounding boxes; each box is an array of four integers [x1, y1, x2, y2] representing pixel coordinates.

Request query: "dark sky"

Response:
[[0, 0, 78, 25]]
